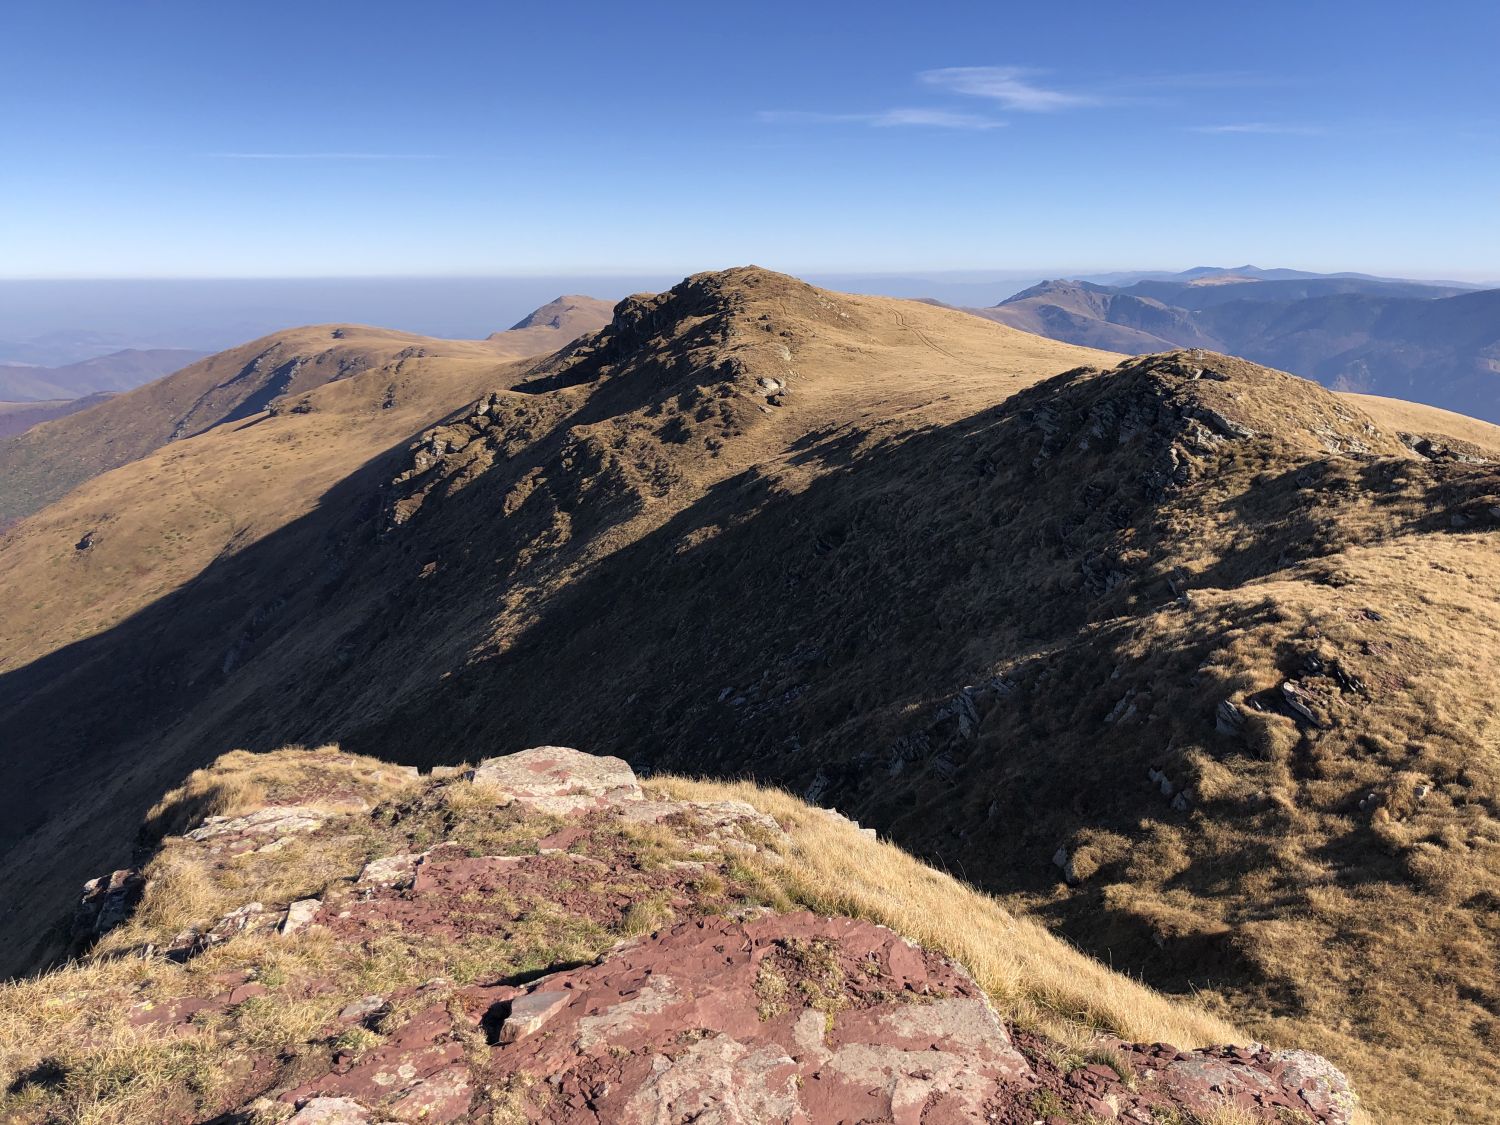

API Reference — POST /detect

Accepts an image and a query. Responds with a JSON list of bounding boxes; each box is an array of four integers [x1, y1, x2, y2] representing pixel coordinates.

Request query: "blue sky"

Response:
[[2, 1, 1497, 279]]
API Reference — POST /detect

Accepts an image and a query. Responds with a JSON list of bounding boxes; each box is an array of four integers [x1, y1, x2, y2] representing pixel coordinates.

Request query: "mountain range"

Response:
[[968, 269, 1500, 422], [1, 268, 1498, 1121]]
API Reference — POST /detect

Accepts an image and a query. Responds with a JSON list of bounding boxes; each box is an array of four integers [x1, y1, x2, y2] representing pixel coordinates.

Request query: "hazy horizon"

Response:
[[3, 265, 1494, 367]]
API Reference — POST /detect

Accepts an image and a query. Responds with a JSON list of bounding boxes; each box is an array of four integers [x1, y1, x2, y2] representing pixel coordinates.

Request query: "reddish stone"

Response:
[[284, 1003, 471, 1123], [478, 913, 1036, 1123]]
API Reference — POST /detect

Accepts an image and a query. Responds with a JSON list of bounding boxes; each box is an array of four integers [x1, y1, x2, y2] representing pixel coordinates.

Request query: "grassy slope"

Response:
[[1341, 391, 1500, 455], [0, 345, 530, 673]]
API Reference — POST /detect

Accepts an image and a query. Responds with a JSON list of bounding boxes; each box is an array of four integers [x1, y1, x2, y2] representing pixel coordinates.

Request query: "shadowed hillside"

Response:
[[1, 268, 1496, 1120]]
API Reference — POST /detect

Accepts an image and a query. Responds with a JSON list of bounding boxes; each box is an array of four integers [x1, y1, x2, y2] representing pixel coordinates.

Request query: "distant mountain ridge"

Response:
[[0, 348, 206, 402], [970, 270, 1500, 421], [1077, 264, 1490, 289]]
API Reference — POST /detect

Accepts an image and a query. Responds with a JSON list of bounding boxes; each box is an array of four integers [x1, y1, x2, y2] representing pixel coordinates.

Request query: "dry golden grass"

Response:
[[145, 744, 419, 838], [654, 774, 1241, 1050], [1343, 391, 1500, 456]]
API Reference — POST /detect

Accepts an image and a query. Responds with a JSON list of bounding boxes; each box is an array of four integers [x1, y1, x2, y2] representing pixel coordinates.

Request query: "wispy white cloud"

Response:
[[918, 67, 1100, 111], [761, 65, 1283, 133], [1187, 123, 1323, 135], [757, 108, 1005, 130], [209, 152, 442, 160]]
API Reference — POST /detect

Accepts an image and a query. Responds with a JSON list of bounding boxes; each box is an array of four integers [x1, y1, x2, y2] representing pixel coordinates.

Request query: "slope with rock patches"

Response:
[[0, 268, 1118, 980], [2, 269, 1497, 1120], [0, 302, 611, 528]]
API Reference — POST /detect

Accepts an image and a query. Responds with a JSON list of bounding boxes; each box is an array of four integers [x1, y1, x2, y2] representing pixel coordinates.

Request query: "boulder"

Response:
[[285, 1097, 372, 1124], [74, 867, 145, 941], [466, 745, 643, 814], [281, 898, 321, 936]]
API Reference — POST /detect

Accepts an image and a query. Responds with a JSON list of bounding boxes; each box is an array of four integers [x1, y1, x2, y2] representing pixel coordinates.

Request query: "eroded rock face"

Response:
[[483, 912, 1032, 1123], [73, 868, 145, 941]]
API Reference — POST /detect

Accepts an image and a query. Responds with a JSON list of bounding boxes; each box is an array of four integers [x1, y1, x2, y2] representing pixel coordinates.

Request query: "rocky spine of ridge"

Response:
[[383, 269, 821, 528], [38, 747, 1356, 1125]]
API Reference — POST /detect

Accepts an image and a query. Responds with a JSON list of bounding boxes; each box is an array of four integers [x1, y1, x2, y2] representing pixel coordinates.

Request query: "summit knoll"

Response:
[[1, 269, 1498, 1121]]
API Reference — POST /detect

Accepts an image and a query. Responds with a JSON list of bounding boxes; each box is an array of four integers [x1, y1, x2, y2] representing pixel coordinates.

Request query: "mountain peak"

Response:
[[999, 278, 1113, 305], [502, 294, 616, 334]]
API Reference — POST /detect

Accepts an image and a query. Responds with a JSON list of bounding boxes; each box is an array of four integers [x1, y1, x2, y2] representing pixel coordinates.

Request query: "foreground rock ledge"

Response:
[[59, 746, 1356, 1125]]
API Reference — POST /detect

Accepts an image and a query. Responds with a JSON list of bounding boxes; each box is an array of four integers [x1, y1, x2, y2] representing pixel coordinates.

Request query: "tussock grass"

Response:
[[653, 775, 1241, 1049], [146, 745, 419, 839]]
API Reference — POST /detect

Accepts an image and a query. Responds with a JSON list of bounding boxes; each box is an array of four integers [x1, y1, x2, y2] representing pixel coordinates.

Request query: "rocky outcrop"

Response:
[[466, 745, 644, 814], [37, 748, 1364, 1125], [480, 913, 1036, 1123]]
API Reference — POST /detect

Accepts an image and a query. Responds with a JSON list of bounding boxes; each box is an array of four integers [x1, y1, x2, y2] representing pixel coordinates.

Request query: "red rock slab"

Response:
[[284, 1003, 472, 1124], [481, 912, 1035, 1123], [128, 981, 266, 1036], [1157, 1045, 1357, 1124], [1010, 1029, 1357, 1125], [320, 850, 705, 944]]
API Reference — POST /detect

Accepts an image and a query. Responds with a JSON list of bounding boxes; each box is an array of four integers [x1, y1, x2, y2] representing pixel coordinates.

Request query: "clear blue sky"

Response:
[[2, 1, 1497, 279]]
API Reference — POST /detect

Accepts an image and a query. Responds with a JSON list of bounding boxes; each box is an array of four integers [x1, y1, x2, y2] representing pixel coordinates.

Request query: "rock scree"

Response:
[[37, 746, 1359, 1125]]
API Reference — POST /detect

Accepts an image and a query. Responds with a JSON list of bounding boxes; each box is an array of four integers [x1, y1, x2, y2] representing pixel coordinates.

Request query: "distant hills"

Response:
[[0, 296, 614, 529], [0, 347, 206, 402], [0, 394, 114, 440], [967, 267, 1500, 421]]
